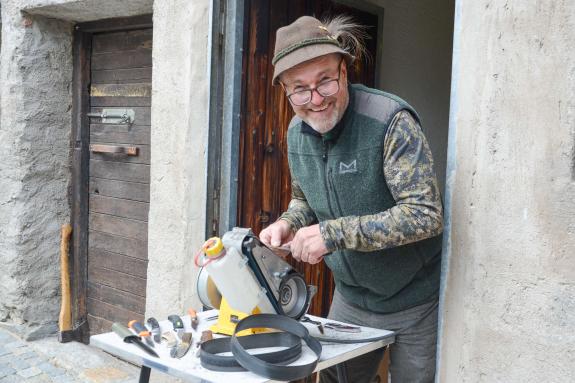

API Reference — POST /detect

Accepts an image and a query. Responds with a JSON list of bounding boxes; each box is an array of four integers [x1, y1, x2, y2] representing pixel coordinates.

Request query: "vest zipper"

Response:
[[328, 169, 345, 217], [323, 141, 358, 287], [322, 141, 336, 218]]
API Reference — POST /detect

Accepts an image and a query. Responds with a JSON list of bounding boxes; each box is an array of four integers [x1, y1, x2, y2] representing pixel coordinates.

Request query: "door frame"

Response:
[[70, 14, 153, 343], [206, 0, 246, 236]]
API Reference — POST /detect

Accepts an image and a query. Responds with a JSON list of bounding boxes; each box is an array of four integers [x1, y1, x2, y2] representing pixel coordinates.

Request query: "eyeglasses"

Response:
[[284, 59, 344, 106]]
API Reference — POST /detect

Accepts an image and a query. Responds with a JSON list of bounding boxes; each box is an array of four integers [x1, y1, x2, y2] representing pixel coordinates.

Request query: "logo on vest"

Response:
[[339, 160, 357, 174]]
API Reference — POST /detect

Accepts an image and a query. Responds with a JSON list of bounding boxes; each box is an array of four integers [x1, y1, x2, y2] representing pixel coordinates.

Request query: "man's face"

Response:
[[281, 53, 349, 134]]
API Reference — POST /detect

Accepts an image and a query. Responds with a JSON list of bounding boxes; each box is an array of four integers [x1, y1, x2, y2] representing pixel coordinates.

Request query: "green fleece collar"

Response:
[[300, 84, 355, 143]]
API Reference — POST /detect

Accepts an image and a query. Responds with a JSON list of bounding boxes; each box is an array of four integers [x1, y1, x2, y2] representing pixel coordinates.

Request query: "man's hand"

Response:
[[290, 224, 328, 264], [259, 219, 294, 248]]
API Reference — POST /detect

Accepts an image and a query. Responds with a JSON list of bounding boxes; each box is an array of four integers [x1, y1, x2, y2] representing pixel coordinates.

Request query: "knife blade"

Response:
[[112, 322, 159, 358]]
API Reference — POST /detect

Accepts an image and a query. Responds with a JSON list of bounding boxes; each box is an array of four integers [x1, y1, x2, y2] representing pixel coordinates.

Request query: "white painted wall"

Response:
[[365, 0, 455, 193], [145, 0, 210, 318], [439, 0, 575, 381]]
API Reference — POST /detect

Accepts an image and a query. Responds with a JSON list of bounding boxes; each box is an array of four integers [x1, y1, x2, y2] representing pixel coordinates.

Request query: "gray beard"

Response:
[[305, 112, 341, 134], [304, 93, 349, 134]]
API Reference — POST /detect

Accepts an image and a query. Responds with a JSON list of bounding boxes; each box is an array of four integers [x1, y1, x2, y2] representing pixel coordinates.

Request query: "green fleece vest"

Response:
[[287, 84, 442, 313]]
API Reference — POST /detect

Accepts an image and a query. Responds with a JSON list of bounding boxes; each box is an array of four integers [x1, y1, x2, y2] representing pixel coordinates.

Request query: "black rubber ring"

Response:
[[200, 332, 302, 372], [230, 314, 322, 381]]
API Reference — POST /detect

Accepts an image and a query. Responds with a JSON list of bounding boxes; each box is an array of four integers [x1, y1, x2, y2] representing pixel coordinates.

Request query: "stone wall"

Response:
[[438, 0, 575, 381], [0, 1, 73, 339]]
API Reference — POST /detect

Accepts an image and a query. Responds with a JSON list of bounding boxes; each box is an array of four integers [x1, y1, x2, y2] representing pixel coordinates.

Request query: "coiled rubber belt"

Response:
[[200, 314, 322, 381]]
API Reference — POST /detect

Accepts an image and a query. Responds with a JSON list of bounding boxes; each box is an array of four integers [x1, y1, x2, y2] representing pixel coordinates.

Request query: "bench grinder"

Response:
[[196, 227, 316, 335]]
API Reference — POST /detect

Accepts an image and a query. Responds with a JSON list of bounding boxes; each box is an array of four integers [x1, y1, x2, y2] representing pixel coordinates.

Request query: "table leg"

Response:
[[139, 366, 151, 383], [336, 363, 349, 383]]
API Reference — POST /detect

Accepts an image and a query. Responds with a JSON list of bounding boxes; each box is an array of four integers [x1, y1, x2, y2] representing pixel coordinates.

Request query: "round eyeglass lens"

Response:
[[317, 79, 339, 97], [290, 91, 311, 106]]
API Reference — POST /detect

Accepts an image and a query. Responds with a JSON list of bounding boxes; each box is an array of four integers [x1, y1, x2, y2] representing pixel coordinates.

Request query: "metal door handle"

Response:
[[90, 144, 138, 156]]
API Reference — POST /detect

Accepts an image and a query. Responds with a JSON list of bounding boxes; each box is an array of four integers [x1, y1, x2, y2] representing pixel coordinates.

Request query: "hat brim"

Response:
[[272, 44, 354, 85]]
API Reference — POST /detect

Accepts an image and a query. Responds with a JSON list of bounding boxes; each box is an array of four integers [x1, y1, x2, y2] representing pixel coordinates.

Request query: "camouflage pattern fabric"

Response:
[[280, 110, 443, 252]]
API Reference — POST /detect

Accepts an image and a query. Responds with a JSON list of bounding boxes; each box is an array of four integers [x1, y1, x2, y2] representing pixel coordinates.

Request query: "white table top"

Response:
[[90, 309, 395, 383]]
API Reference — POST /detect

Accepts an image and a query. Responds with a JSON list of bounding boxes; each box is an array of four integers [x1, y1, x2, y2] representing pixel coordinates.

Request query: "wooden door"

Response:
[[86, 28, 152, 335], [238, 0, 379, 317]]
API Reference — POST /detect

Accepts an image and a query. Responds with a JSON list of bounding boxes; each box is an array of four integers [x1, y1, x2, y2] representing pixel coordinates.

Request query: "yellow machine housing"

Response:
[[209, 299, 267, 336]]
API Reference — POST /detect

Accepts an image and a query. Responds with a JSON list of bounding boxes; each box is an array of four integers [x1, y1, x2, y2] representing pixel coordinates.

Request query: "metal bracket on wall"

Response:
[[87, 108, 135, 124]]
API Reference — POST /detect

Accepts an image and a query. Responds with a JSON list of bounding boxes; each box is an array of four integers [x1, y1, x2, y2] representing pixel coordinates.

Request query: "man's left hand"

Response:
[[290, 224, 328, 264]]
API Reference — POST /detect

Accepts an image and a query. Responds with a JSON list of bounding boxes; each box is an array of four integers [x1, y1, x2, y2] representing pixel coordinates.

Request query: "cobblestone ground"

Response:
[[0, 329, 79, 383], [0, 327, 183, 383]]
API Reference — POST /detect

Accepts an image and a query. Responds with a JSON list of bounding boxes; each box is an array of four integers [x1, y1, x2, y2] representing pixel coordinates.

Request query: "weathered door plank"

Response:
[[88, 282, 146, 313], [89, 231, 147, 260], [92, 29, 152, 53], [90, 160, 150, 183], [88, 248, 148, 279], [88, 266, 147, 297], [91, 50, 152, 71], [90, 124, 150, 145], [90, 178, 150, 202], [87, 298, 145, 325], [90, 195, 149, 221], [89, 213, 148, 241], [92, 67, 152, 84]]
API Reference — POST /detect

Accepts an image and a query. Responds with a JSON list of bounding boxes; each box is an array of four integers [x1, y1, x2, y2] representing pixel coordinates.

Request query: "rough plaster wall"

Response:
[[146, 0, 210, 319], [23, 0, 152, 22], [439, 1, 575, 381], [0, 1, 73, 339], [365, 0, 454, 194]]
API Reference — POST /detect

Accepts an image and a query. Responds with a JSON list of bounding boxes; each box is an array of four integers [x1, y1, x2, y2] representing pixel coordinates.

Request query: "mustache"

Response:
[[307, 103, 330, 111]]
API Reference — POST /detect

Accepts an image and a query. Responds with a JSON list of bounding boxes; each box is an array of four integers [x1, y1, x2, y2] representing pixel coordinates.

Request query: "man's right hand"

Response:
[[259, 219, 294, 249]]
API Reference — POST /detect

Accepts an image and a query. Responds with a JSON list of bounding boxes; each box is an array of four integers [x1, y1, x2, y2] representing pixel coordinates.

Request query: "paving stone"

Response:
[[0, 357, 13, 364], [37, 362, 66, 377], [0, 374, 22, 383], [4, 341, 26, 350], [0, 365, 16, 378], [0, 333, 16, 343], [50, 374, 77, 383], [9, 357, 30, 370], [26, 356, 47, 367], [20, 351, 40, 360], [11, 345, 32, 355], [25, 374, 51, 382], [0, 357, 12, 365], [16, 366, 42, 378]]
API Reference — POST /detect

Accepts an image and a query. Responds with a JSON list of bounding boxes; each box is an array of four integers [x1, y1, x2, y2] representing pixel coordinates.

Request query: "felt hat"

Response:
[[272, 16, 354, 84]]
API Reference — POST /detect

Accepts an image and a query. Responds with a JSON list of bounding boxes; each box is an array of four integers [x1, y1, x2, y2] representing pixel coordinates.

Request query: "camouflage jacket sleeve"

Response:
[[279, 178, 318, 231], [320, 110, 444, 252]]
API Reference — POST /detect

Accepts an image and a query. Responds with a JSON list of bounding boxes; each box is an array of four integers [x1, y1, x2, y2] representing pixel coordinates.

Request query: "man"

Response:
[[260, 15, 443, 383]]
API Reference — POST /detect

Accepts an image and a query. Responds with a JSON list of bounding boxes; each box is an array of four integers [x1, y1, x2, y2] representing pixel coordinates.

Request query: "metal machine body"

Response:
[[197, 228, 316, 334]]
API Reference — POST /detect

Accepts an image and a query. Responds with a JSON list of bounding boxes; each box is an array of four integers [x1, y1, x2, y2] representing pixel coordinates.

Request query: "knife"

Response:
[[112, 323, 159, 358], [128, 320, 155, 348]]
